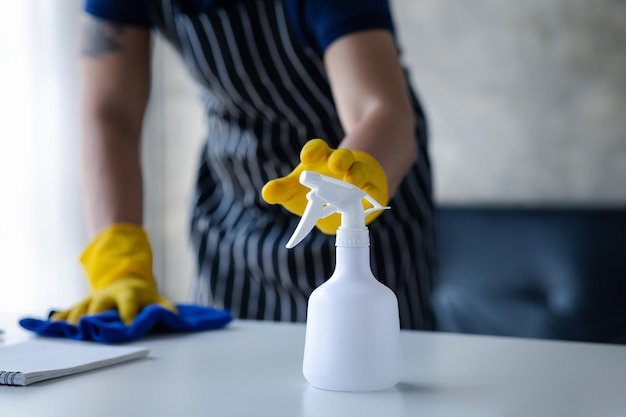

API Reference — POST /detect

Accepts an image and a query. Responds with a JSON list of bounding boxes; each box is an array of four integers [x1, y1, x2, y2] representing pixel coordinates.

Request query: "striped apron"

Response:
[[147, 0, 436, 330]]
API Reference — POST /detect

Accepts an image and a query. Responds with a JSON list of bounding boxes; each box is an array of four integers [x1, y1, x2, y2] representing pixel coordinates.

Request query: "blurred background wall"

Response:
[[2, 0, 625, 311], [393, 0, 626, 205], [0, 0, 87, 314]]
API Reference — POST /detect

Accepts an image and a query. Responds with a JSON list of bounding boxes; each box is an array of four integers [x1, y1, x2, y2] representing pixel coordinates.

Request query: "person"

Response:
[[52, 0, 436, 330]]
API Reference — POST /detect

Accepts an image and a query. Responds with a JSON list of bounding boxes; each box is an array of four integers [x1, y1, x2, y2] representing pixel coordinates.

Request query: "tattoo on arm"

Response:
[[81, 18, 126, 58]]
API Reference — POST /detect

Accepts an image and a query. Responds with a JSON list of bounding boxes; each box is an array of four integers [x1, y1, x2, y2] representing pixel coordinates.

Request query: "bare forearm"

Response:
[[339, 102, 416, 198], [324, 30, 417, 198], [81, 114, 143, 234], [78, 14, 151, 235]]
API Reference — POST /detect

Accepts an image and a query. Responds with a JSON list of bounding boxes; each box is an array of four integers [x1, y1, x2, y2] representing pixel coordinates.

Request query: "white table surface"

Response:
[[1, 312, 625, 417]]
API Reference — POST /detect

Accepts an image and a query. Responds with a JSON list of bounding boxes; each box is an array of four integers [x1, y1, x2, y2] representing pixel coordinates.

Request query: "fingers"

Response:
[[301, 139, 356, 176], [263, 140, 358, 206], [50, 310, 69, 322], [300, 138, 331, 166], [362, 184, 382, 201], [87, 296, 117, 317], [66, 298, 92, 325], [343, 160, 370, 188], [263, 139, 387, 219], [262, 177, 295, 205], [327, 149, 354, 175], [117, 291, 141, 326], [56, 295, 115, 325], [156, 296, 178, 314], [49, 289, 175, 327]]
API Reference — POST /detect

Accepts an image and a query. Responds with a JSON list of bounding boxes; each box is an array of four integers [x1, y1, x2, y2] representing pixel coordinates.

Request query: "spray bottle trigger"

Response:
[[286, 192, 338, 249], [363, 194, 390, 216]]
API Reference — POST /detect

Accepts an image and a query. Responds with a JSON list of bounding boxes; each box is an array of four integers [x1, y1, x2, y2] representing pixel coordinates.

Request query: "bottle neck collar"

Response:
[[336, 229, 369, 247]]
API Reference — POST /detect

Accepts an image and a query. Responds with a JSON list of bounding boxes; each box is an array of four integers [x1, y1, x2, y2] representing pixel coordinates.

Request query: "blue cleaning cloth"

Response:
[[19, 304, 233, 344]]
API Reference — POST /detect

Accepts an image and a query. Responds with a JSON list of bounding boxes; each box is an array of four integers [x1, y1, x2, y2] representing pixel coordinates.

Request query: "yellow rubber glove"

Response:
[[262, 138, 388, 234], [51, 224, 177, 325]]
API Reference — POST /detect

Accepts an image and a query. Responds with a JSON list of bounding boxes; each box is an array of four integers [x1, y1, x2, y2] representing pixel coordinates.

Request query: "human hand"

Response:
[[261, 138, 388, 234], [51, 224, 177, 325]]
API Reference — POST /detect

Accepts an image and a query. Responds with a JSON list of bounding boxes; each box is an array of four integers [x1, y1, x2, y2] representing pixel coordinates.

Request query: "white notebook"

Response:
[[0, 338, 149, 386]]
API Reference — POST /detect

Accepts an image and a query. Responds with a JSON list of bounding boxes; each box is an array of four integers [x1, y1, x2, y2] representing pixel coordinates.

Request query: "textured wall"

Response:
[[392, 0, 626, 205]]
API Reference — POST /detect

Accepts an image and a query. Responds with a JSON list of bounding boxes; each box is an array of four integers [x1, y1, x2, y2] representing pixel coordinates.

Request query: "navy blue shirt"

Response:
[[84, 0, 394, 54]]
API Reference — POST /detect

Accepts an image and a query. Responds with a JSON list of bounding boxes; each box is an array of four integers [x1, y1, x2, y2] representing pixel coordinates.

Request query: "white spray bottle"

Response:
[[286, 171, 403, 392]]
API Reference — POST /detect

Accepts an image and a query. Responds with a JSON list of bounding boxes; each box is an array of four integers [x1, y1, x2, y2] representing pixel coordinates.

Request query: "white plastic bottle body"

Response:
[[302, 246, 403, 392]]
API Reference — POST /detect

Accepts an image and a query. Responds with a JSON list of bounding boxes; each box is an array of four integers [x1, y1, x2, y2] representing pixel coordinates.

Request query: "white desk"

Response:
[[1, 314, 625, 417]]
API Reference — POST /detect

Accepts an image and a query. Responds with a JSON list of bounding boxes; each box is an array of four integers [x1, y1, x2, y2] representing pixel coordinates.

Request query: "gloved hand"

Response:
[[262, 138, 388, 234], [51, 224, 177, 325]]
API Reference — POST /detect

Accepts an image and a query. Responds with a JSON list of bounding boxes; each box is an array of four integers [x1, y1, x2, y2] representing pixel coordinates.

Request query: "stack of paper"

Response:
[[0, 339, 148, 386]]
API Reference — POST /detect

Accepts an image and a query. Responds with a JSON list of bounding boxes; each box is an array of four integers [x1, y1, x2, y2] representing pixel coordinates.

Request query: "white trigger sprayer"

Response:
[[286, 170, 388, 249], [288, 171, 403, 392]]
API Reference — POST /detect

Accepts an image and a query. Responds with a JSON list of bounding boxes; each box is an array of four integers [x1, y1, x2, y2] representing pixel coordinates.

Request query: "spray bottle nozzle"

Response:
[[285, 171, 389, 249]]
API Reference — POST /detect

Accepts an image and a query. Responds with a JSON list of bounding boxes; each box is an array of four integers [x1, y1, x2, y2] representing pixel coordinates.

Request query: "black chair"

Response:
[[432, 207, 626, 344]]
